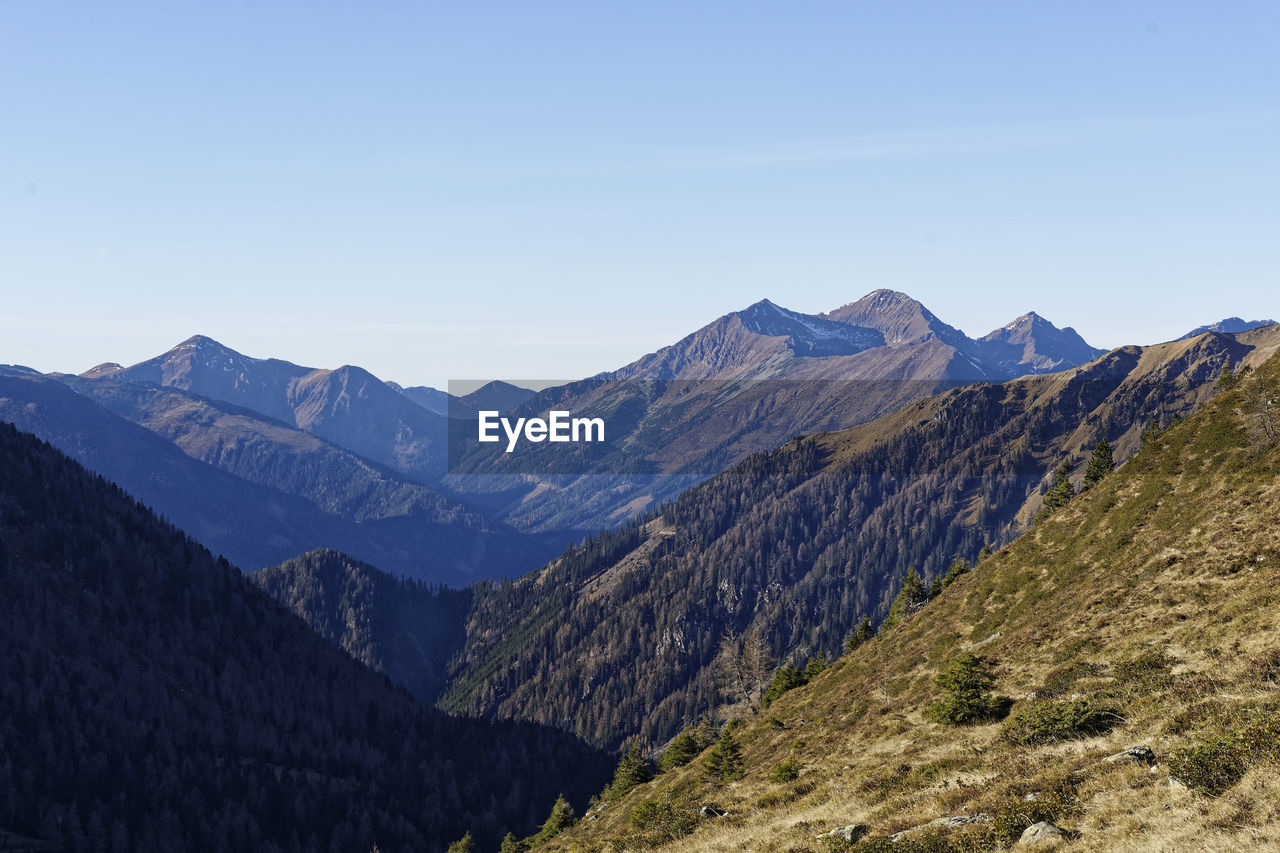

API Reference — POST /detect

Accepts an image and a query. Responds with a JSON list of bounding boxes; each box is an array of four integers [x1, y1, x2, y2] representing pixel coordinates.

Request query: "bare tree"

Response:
[[716, 627, 772, 714]]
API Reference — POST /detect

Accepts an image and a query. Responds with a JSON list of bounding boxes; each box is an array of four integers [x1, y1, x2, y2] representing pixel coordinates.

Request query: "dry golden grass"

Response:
[[533, 353, 1280, 853]]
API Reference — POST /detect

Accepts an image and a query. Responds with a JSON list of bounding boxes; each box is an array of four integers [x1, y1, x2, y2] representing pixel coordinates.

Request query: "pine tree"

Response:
[[845, 616, 875, 653], [802, 650, 827, 681], [761, 662, 806, 708], [928, 576, 943, 599], [658, 723, 708, 772], [883, 567, 928, 630], [1081, 437, 1113, 490], [446, 833, 475, 853], [703, 727, 745, 786], [498, 832, 528, 853], [926, 652, 1005, 725], [1034, 460, 1076, 523], [942, 557, 970, 588], [605, 742, 651, 800], [532, 794, 576, 842]]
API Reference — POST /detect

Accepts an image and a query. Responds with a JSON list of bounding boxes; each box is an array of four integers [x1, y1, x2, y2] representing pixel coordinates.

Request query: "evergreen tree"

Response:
[[703, 728, 745, 786], [605, 742, 651, 800], [446, 833, 475, 853], [658, 723, 708, 772], [978, 544, 994, 561], [761, 662, 806, 708], [926, 652, 1006, 725], [927, 576, 943, 599], [498, 832, 528, 853], [802, 650, 827, 681], [1081, 437, 1113, 490], [883, 567, 928, 630], [531, 795, 576, 843], [1034, 460, 1076, 523], [942, 557, 970, 588], [845, 616, 875, 653]]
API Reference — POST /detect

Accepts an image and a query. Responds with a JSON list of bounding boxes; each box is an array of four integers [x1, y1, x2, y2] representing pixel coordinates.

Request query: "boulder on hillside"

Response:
[[1103, 745, 1157, 766], [1018, 821, 1066, 846]]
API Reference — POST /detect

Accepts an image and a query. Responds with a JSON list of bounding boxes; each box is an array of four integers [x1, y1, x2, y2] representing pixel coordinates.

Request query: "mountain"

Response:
[[529, 338, 1280, 853], [1, 367, 551, 582], [447, 292, 1103, 532], [823, 288, 974, 351], [0, 420, 612, 852], [462, 380, 538, 413], [977, 310, 1107, 377], [433, 326, 1279, 748], [386, 381, 458, 417], [93, 335, 449, 483], [1181, 316, 1277, 339]]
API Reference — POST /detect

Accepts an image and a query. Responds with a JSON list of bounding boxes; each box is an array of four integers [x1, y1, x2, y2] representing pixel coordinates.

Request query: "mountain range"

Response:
[[264, 324, 1280, 751], [2, 291, 1277, 851], [1, 290, 1117, 581], [447, 290, 1108, 531]]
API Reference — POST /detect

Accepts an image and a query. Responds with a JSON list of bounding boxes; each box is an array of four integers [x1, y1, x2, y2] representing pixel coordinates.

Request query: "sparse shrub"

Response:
[[628, 795, 696, 844], [1246, 649, 1280, 683], [766, 716, 785, 730], [1239, 714, 1280, 763], [1039, 660, 1101, 696], [766, 758, 801, 783], [988, 774, 1079, 846], [1113, 647, 1174, 690], [926, 653, 1009, 726], [999, 699, 1121, 745], [1170, 736, 1248, 796]]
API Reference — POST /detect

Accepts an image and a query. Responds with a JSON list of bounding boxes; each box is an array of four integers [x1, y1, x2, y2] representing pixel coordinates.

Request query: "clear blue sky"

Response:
[[3, 2, 1277, 388]]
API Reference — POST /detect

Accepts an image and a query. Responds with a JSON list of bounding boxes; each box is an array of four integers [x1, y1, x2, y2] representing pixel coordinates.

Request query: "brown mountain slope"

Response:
[[532, 322, 1280, 853]]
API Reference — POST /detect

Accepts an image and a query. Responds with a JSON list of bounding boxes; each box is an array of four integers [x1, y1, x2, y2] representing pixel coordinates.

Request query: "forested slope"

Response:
[[0, 422, 611, 852]]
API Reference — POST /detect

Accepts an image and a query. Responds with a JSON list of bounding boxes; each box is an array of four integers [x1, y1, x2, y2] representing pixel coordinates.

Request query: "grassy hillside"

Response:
[[529, 347, 1280, 852]]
